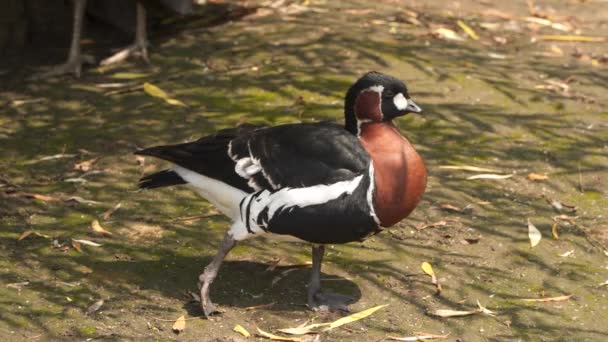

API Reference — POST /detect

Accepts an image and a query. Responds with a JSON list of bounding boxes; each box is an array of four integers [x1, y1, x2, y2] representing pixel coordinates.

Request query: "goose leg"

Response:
[[198, 233, 236, 317], [100, 0, 149, 66], [31, 0, 95, 79], [307, 244, 353, 312]]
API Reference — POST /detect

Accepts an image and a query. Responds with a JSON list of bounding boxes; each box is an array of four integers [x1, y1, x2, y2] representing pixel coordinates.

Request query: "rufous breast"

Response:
[[359, 122, 427, 227]]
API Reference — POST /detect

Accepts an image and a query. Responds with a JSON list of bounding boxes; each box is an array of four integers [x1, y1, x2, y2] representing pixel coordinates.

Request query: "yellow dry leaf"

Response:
[[143, 82, 188, 107], [421, 262, 435, 277], [91, 219, 113, 237], [256, 327, 300, 341], [527, 219, 542, 247], [324, 304, 388, 331], [438, 165, 499, 173], [527, 173, 549, 181], [551, 222, 559, 239], [277, 304, 388, 335], [457, 20, 479, 40], [172, 315, 186, 333], [538, 35, 606, 42], [234, 324, 251, 337], [521, 294, 572, 302], [166, 98, 188, 108]]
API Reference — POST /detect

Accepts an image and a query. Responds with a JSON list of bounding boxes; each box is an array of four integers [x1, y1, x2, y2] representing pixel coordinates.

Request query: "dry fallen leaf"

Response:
[[172, 315, 186, 333], [439, 203, 472, 214], [74, 157, 99, 172], [143, 82, 188, 108], [538, 35, 607, 42], [421, 262, 435, 278], [421, 262, 442, 294], [277, 323, 327, 335], [415, 219, 460, 230], [64, 196, 102, 206], [527, 219, 542, 247], [546, 198, 577, 213], [277, 304, 388, 335], [257, 327, 301, 341], [91, 219, 113, 237], [551, 223, 560, 239], [558, 250, 574, 257], [18, 230, 51, 241], [527, 173, 549, 181], [433, 27, 464, 41], [521, 294, 572, 302], [244, 302, 275, 311], [467, 174, 513, 180], [21, 192, 62, 202], [102, 202, 122, 220], [234, 324, 251, 337], [72, 239, 103, 247], [388, 333, 450, 341], [71, 240, 83, 253], [18, 230, 34, 241], [6, 281, 30, 290], [86, 299, 104, 315], [324, 304, 388, 331], [429, 300, 495, 317], [438, 165, 499, 173], [25, 153, 77, 165], [457, 20, 479, 40], [525, 17, 572, 32], [599, 280, 608, 287]]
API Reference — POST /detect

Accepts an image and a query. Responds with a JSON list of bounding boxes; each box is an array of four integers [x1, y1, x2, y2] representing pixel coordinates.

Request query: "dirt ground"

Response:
[[1, 0, 607, 341]]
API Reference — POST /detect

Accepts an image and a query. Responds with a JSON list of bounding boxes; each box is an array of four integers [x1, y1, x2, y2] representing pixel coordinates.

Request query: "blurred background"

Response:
[[1, 1, 607, 341]]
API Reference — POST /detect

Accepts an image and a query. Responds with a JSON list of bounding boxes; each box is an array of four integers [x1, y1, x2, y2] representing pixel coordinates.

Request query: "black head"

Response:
[[344, 71, 422, 134]]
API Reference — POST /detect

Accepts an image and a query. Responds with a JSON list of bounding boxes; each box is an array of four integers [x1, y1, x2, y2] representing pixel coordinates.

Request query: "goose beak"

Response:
[[404, 98, 422, 114], [394, 93, 423, 114]]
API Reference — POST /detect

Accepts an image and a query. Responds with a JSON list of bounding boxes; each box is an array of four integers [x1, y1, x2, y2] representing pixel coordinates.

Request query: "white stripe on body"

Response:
[[232, 174, 364, 240]]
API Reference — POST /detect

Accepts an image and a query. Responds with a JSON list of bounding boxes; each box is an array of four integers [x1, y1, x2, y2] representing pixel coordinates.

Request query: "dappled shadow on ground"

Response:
[[1, 0, 607, 340]]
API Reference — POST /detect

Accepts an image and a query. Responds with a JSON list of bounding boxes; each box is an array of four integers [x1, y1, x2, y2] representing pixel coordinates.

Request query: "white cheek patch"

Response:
[[393, 93, 408, 111]]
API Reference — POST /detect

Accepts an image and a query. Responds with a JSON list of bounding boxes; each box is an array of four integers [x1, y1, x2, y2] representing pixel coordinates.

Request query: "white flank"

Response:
[[239, 174, 364, 235], [366, 164, 380, 224], [393, 93, 408, 111], [173, 166, 246, 220]]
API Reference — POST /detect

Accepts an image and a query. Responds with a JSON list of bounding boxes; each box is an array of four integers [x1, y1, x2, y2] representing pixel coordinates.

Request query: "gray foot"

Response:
[[309, 291, 353, 312], [30, 55, 95, 80]]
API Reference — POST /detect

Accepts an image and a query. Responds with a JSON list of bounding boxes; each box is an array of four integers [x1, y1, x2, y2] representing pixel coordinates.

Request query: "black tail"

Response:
[[138, 169, 186, 189]]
